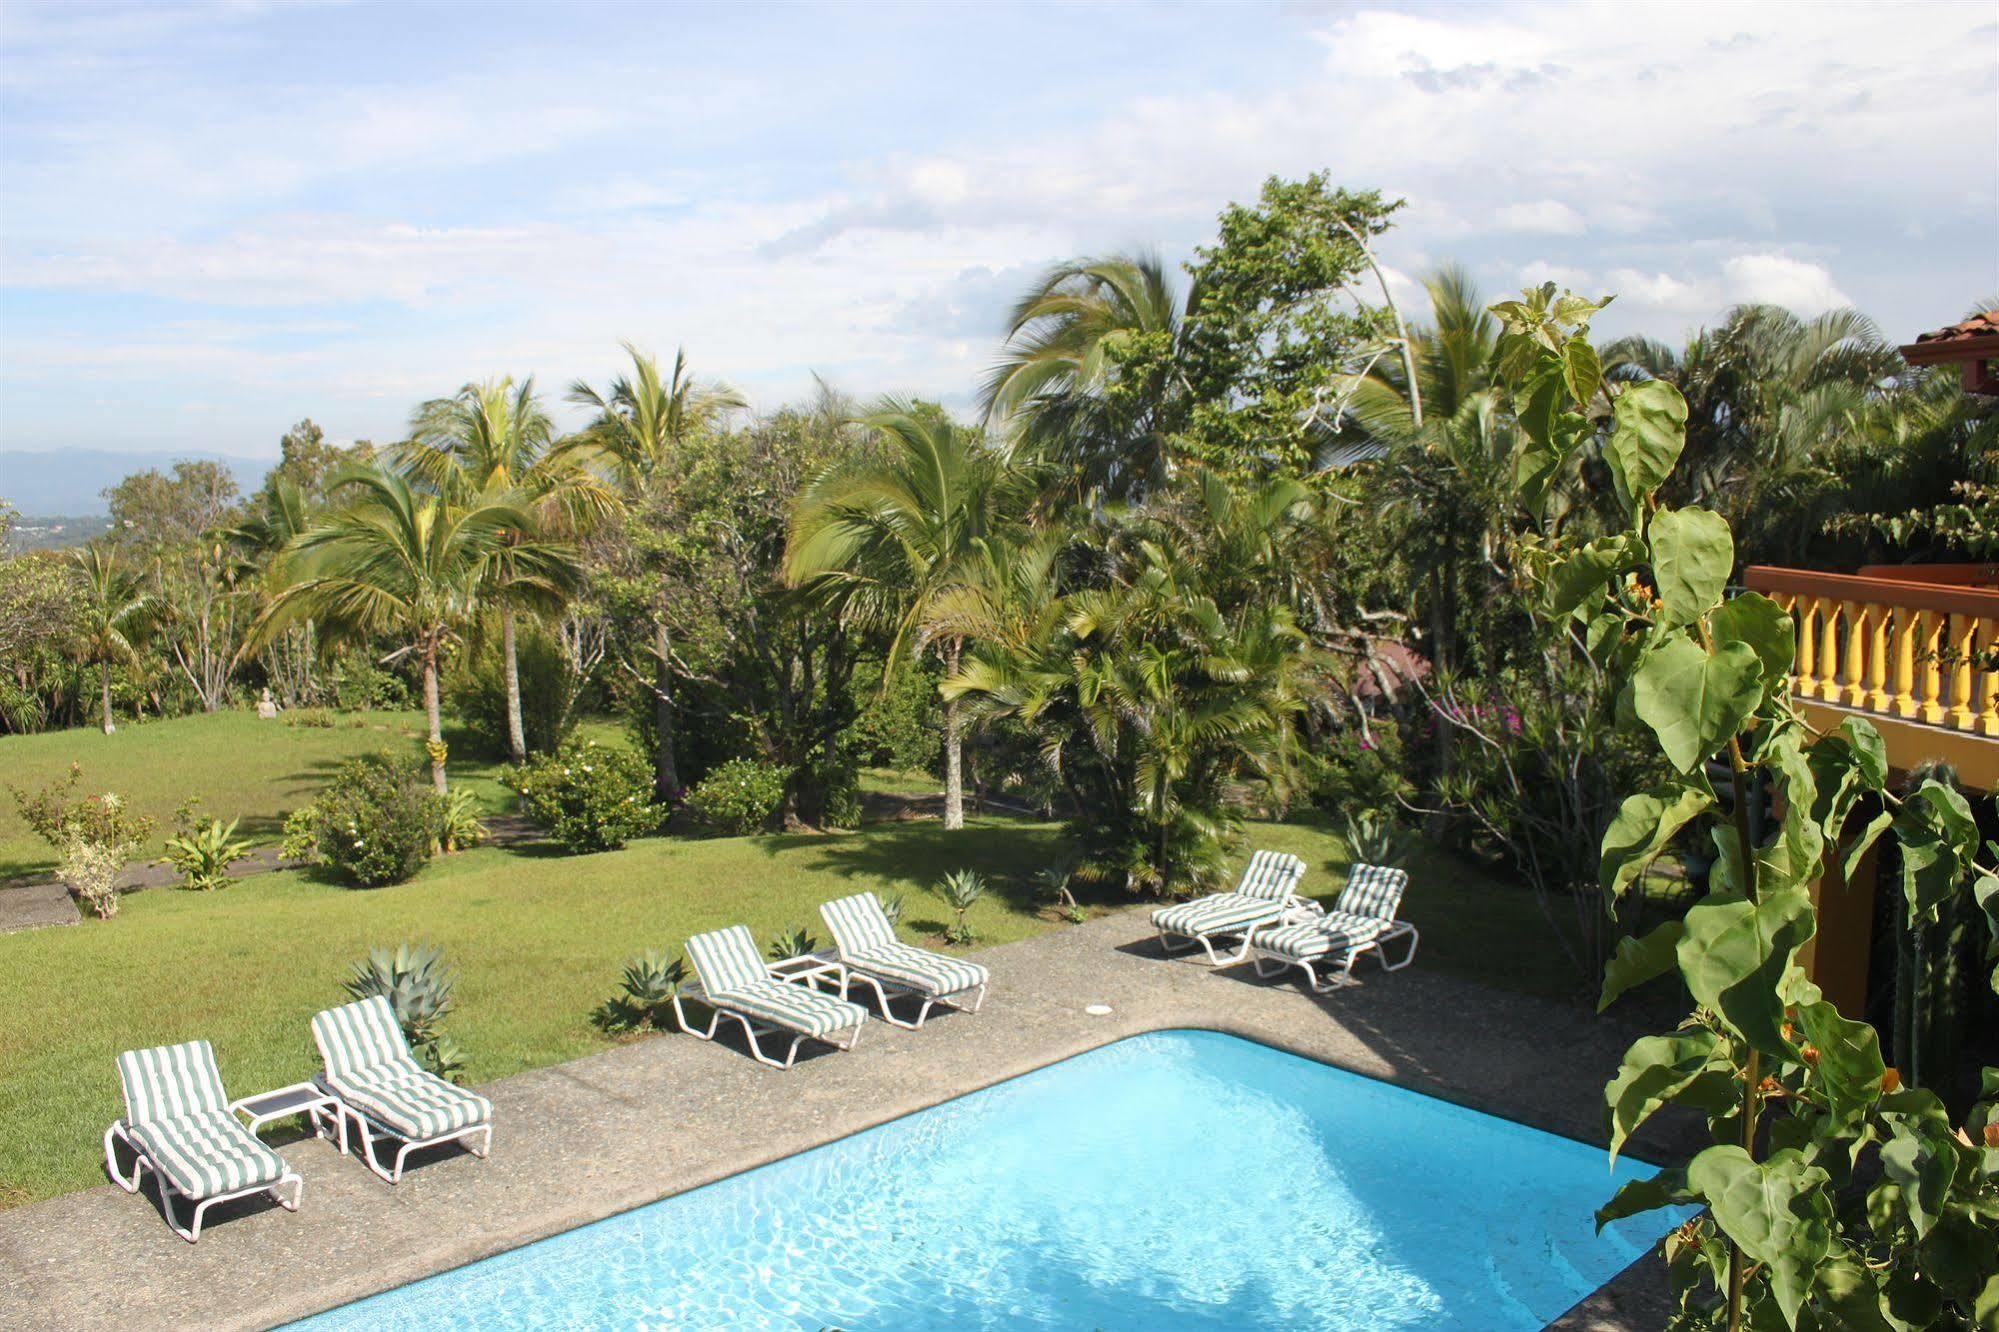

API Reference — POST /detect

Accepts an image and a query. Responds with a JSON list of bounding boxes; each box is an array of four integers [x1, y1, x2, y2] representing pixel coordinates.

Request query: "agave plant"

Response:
[[1340, 810, 1408, 869], [343, 943, 464, 1079], [162, 811, 255, 891], [1033, 861, 1085, 921], [593, 950, 687, 1034], [878, 892, 906, 927], [766, 925, 821, 961], [933, 868, 987, 945]]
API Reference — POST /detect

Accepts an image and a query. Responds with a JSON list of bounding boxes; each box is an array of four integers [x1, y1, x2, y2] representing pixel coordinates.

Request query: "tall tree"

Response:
[[401, 376, 612, 762], [72, 545, 153, 735], [786, 401, 1019, 829], [248, 467, 575, 791], [983, 173, 1398, 503], [568, 344, 743, 799], [106, 460, 246, 713]]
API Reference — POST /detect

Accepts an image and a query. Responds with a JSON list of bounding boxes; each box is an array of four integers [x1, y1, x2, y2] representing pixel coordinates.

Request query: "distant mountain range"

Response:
[[0, 449, 269, 516]]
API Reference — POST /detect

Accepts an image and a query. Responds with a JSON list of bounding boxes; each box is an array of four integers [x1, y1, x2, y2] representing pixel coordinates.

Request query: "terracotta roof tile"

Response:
[[1913, 310, 1999, 344]]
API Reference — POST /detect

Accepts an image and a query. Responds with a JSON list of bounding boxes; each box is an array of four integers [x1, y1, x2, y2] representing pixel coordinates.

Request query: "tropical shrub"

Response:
[[933, 868, 986, 945], [846, 660, 942, 772], [433, 787, 488, 855], [1309, 718, 1410, 817], [1492, 290, 1999, 1331], [328, 654, 413, 711], [513, 738, 660, 853], [9, 763, 154, 919], [162, 803, 255, 890], [342, 943, 463, 1079], [455, 624, 580, 758], [303, 752, 441, 887], [283, 706, 334, 728], [685, 758, 790, 835], [592, 950, 687, 1034]]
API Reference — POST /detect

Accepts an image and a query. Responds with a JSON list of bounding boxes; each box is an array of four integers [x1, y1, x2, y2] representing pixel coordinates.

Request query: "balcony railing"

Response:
[[1741, 566, 1999, 737]]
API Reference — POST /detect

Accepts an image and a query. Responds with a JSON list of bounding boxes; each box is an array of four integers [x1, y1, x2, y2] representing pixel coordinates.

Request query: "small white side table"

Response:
[[231, 1081, 339, 1144]]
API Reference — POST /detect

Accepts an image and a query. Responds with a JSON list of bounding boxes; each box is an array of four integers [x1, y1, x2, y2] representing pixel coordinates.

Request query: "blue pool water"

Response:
[[299, 1031, 1684, 1330]]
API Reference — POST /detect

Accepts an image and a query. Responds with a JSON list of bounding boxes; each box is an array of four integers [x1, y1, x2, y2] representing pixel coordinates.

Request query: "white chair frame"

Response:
[[840, 967, 987, 1030], [1250, 920, 1421, 992], [672, 972, 864, 1070], [1157, 893, 1319, 966], [313, 1080, 494, 1184], [102, 1111, 304, 1243]]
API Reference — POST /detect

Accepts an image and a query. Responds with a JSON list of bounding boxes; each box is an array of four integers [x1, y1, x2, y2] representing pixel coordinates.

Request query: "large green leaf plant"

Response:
[[1491, 284, 1999, 1331]]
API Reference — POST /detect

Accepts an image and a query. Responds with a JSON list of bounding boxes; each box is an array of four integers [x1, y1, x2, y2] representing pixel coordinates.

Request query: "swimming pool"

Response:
[[297, 1030, 1684, 1330]]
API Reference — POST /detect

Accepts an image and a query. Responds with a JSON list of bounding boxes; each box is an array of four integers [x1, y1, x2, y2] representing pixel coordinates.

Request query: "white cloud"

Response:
[[1720, 253, 1852, 315], [1492, 201, 1588, 235], [0, 0, 1992, 454]]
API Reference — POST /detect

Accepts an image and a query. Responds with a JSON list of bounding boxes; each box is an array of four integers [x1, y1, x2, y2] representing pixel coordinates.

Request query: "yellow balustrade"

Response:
[[1742, 567, 1999, 739]]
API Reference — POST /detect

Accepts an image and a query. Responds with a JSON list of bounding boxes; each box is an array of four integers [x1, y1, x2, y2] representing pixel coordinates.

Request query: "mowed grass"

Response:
[[0, 713, 1585, 1208], [0, 815, 1072, 1206], [0, 709, 625, 880]]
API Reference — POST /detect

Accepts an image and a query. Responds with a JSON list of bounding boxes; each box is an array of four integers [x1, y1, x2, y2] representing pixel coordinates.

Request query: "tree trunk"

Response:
[[100, 661, 115, 734], [943, 639, 964, 830], [652, 620, 681, 802], [502, 609, 527, 763], [423, 647, 447, 793]]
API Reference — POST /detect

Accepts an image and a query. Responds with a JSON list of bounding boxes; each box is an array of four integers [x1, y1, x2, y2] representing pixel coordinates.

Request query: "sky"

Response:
[[1, 0, 1995, 461]]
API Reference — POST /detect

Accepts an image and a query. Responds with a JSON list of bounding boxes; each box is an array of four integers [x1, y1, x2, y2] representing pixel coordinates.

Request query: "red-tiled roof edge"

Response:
[[1911, 310, 1999, 344]]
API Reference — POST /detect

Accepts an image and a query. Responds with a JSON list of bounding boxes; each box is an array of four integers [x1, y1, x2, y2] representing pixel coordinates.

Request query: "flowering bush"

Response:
[[684, 758, 790, 835], [514, 738, 661, 853], [300, 752, 441, 887], [9, 764, 154, 919]]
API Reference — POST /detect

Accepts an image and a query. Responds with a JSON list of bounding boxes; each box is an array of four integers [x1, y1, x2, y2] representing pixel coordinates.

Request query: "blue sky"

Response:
[[1, 0, 1994, 460]]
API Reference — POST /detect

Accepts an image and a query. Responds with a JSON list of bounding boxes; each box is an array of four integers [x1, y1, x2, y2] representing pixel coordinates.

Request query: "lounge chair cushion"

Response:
[[1152, 892, 1285, 939], [312, 994, 490, 1141], [1256, 910, 1393, 962], [843, 942, 988, 998], [321, 1063, 492, 1141], [821, 891, 899, 953], [686, 924, 777, 995], [709, 980, 868, 1038], [1334, 862, 1408, 920], [1236, 850, 1308, 902], [129, 1111, 286, 1200], [117, 1040, 232, 1126], [312, 994, 417, 1080]]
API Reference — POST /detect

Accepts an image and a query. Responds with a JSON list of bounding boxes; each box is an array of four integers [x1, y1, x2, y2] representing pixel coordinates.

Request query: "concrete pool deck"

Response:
[[0, 909, 1694, 1330]]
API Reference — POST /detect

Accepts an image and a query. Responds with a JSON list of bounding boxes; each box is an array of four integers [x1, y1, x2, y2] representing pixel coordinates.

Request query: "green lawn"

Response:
[[0, 715, 1582, 1210], [0, 709, 622, 881]]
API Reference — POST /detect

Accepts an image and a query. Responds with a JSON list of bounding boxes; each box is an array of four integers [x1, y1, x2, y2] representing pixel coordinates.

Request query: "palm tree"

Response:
[[401, 376, 613, 762], [981, 253, 1194, 504], [568, 344, 744, 799], [1329, 267, 1521, 678], [786, 401, 1019, 829], [945, 474, 1318, 891], [229, 476, 319, 706], [1603, 303, 1896, 546], [247, 467, 577, 791], [73, 546, 153, 735]]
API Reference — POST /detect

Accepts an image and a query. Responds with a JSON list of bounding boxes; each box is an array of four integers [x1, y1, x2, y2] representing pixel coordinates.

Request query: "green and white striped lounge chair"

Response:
[[1250, 862, 1417, 991], [311, 995, 493, 1183], [820, 891, 988, 1029], [675, 924, 869, 1069], [1151, 850, 1310, 965], [103, 1040, 303, 1242]]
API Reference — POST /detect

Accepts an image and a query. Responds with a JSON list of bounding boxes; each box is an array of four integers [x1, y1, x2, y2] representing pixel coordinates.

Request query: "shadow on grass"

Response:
[[782, 816, 1068, 916]]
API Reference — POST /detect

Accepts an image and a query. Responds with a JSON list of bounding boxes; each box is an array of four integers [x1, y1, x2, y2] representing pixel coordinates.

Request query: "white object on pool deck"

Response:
[[677, 924, 869, 1069], [311, 995, 494, 1183], [1250, 861, 1419, 991], [291, 1030, 1692, 1331], [104, 1039, 304, 1243], [819, 891, 988, 1028], [1149, 849, 1311, 965]]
